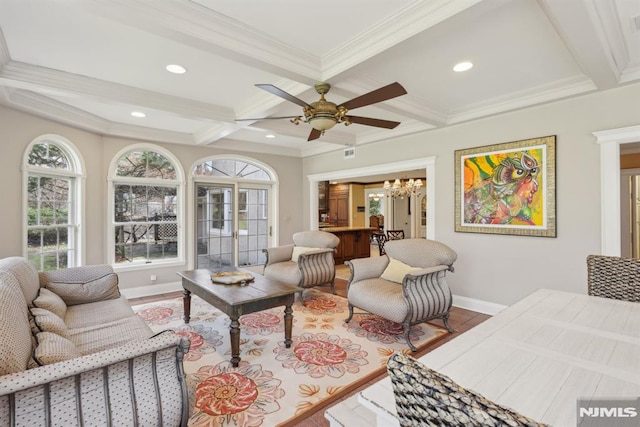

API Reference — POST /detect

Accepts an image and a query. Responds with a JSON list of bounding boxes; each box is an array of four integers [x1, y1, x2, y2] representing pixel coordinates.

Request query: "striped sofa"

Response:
[[345, 239, 457, 352], [0, 257, 189, 426]]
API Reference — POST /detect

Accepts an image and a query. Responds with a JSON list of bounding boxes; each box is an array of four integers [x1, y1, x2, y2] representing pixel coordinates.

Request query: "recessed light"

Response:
[[131, 111, 146, 118], [265, 134, 276, 139], [453, 61, 473, 72], [166, 64, 187, 74]]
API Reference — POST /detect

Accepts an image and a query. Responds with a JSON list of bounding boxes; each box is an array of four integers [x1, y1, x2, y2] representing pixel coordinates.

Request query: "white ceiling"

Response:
[[0, 0, 638, 158]]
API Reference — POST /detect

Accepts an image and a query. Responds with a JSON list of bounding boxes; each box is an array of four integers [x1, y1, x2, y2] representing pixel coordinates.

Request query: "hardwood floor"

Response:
[[128, 261, 491, 427]]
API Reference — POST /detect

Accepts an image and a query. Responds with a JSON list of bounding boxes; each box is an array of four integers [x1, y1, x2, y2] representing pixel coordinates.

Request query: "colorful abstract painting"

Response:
[[455, 135, 556, 237]]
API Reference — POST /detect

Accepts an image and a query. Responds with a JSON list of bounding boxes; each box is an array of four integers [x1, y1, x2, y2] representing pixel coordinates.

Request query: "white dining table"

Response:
[[357, 288, 640, 427]]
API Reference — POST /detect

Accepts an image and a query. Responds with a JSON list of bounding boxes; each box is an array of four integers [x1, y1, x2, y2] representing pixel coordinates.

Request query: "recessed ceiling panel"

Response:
[[192, 0, 416, 56]]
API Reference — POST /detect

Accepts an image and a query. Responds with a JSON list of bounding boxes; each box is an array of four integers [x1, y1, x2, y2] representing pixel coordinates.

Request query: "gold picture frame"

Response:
[[454, 135, 556, 237]]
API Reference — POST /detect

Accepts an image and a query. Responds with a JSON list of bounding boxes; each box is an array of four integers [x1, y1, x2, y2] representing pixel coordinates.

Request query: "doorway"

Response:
[[593, 124, 640, 255], [308, 157, 436, 239], [620, 168, 640, 258], [195, 183, 270, 269]]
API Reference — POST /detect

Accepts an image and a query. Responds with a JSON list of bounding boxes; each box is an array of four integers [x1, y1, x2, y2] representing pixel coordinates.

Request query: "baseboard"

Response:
[[120, 281, 182, 299], [452, 294, 507, 316], [120, 281, 506, 315]]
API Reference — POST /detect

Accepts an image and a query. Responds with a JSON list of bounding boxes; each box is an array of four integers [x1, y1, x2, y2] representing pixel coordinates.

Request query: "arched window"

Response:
[[109, 145, 184, 267], [193, 157, 276, 268], [24, 135, 84, 271]]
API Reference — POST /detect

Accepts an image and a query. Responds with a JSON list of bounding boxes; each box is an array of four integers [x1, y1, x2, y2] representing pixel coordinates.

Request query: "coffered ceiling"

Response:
[[0, 0, 638, 157]]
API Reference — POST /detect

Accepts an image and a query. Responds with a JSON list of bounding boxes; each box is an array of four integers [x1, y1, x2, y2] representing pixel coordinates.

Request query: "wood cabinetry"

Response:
[[329, 228, 372, 264], [318, 181, 329, 211], [329, 184, 349, 227]]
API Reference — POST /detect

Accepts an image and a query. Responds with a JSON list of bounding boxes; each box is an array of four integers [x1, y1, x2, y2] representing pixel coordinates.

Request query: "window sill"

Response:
[[113, 259, 186, 273]]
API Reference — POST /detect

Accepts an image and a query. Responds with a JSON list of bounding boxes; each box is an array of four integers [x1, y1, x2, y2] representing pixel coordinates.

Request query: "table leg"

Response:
[[183, 288, 191, 324], [284, 304, 293, 348], [229, 315, 241, 367]]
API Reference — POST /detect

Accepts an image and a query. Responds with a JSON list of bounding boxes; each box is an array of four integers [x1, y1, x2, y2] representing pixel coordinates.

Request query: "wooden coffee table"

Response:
[[177, 268, 302, 367]]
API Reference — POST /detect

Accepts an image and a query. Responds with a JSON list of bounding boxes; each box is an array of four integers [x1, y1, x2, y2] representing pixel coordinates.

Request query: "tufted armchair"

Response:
[[263, 230, 340, 295], [345, 238, 457, 351]]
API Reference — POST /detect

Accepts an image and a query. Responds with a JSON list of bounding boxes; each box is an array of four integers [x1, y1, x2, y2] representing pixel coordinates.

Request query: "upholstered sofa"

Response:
[[0, 257, 190, 427]]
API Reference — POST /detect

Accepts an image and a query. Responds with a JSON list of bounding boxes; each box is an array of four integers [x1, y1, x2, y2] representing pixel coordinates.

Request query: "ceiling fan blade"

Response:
[[345, 115, 401, 129], [255, 84, 312, 108], [339, 82, 407, 111], [308, 128, 322, 141], [235, 116, 301, 121]]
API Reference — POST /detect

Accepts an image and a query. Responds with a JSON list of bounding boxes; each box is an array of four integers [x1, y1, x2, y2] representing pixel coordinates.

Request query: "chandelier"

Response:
[[368, 192, 385, 201], [383, 178, 423, 199]]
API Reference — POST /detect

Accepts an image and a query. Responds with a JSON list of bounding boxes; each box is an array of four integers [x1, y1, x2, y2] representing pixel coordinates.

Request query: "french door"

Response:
[[195, 182, 270, 269]]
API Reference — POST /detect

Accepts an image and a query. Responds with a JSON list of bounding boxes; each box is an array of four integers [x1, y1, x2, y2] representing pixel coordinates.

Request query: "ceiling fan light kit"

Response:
[[238, 81, 407, 141]]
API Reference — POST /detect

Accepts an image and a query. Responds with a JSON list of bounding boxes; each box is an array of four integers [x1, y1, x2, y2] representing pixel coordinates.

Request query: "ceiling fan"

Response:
[[237, 82, 407, 141]]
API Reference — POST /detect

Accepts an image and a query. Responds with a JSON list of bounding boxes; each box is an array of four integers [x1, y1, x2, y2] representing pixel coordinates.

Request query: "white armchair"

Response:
[[263, 230, 340, 294], [345, 238, 457, 351]]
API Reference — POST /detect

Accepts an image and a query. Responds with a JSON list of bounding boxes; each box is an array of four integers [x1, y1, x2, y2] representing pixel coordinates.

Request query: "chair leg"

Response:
[[329, 279, 336, 295], [403, 321, 418, 352], [345, 304, 354, 323], [442, 313, 454, 333]]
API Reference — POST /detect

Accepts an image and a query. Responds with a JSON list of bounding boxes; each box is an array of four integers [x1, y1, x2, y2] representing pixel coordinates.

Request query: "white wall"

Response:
[[302, 83, 640, 306], [0, 106, 304, 291]]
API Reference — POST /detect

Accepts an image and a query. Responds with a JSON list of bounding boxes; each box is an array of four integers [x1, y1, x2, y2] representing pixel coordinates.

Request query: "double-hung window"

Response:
[[24, 136, 84, 271], [110, 146, 183, 267]]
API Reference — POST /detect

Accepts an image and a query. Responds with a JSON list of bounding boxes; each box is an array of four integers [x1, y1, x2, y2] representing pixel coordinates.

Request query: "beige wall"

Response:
[[349, 184, 365, 227], [0, 106, 303, 290], [4, 82, 640, 304], [303, 82, 640, 306]]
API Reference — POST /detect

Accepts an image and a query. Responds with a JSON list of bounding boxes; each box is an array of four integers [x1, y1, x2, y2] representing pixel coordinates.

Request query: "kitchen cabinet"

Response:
[[318, 181, 329, 211], [329, 184, 349, 227], [323, 227, 372, 264]]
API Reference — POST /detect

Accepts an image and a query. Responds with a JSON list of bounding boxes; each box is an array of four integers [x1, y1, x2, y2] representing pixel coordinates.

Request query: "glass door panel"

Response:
[[196, 184, 234, 269], [237, 187, 268, 266], [195, 183, 270, 269]]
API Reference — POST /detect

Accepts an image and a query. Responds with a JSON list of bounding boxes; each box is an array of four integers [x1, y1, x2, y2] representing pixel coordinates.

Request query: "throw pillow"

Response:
[[291, 246, 321, 263], [381, 257, 420, 283], [30, 307, 69, 339], [34, 332, 80, 366], [33, 287, 67, 319], [387, 352, 548, 427], [45, 272, 120, 306]]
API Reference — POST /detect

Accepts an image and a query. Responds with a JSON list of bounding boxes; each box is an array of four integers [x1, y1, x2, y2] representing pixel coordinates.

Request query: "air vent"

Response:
[[633, 15, 640, 32], [344, 147, 355, 159]]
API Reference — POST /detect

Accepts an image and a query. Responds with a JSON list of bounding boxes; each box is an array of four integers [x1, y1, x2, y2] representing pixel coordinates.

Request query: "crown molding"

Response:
[[234, 79, 311, 120], [332, 77, 448, 126], [0, 28, 9, 71], [6, 88, 109, 132], [321, 0, 482, 80], [620, 62, 640, 84], [104, 123, 194, 145], [356, 120, 436, 146], [584, 0, 629, 81], [83, 0, 321, 82], [3, 88, 194, 145], [208, 138, 303, 158], [193, 123, 240, 145], [0, 61, 234, 122], [300, 143, 345, 158], [448, 74, 597, 124]]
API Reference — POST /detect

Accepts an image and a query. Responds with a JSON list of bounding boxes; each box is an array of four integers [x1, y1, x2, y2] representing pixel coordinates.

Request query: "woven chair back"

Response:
[[586, 255, 640, 302]]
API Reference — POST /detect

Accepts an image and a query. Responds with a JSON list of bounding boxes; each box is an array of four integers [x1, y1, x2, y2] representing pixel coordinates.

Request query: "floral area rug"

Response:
[[133, 289, 447, 427]]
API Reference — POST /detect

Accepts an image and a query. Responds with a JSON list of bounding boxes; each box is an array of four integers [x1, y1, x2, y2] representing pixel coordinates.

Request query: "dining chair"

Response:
[[375, 232, 387, 256], [387, 229, 405, 240], [586, 254, 640, 302]]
